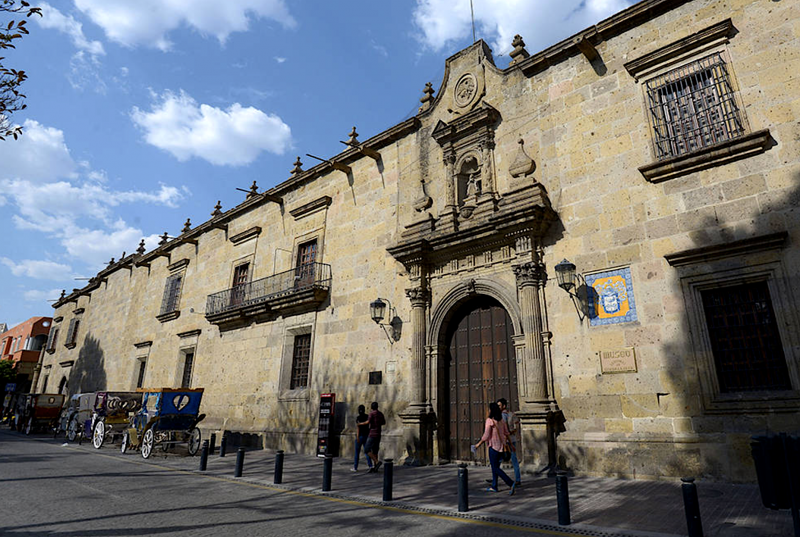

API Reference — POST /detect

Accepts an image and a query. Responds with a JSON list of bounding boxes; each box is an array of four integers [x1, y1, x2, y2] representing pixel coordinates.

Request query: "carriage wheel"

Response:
[[141, 429, 154, 459], [121, 431, 129, 454], [25, 419, 32, 435], [187, 428, 201, 456], [67, 419, 78, 442], [92, 421, 105, 449], [161, 431, 171, 452]]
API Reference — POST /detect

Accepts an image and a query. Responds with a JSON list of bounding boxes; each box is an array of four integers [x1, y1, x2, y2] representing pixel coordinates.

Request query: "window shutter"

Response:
[[45, 328, 55, 351], [65, 319, 76, 345]]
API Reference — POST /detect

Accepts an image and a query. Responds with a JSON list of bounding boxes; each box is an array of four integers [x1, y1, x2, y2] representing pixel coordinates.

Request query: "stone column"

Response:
[[399, 277, 433, 465], [405, 285, 431, 409], [513, 261, 549, 406]]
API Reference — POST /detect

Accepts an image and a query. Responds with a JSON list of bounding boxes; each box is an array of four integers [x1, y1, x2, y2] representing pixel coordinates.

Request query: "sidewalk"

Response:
[[128, 444, 793, 537]]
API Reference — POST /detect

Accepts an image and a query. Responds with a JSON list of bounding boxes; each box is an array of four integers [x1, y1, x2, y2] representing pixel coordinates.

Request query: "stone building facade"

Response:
[[37, 0, 799, 481]]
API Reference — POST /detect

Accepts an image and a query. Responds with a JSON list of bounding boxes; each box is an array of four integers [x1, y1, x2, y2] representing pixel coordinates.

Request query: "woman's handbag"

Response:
[[502, 443, 512, 462]]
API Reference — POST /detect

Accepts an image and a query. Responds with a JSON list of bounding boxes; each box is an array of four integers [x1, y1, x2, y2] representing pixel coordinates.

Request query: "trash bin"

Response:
[[751, 434, 799, 510]]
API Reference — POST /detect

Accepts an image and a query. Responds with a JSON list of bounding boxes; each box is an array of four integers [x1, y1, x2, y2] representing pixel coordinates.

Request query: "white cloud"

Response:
[[413, 0, 633, 55], [274, 57, 286, 64], [0, 120, 186, 268], [74, 0, 296, 51], [38, 3, 105, 57], [0, 120, 77, 182], [23, 288, 64, 303], [131, 90, 292, 166], [1, 258, 73, 280]]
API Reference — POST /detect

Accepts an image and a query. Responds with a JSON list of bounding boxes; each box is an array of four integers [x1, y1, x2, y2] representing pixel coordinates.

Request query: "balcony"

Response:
[[205, 263, 332, 325]]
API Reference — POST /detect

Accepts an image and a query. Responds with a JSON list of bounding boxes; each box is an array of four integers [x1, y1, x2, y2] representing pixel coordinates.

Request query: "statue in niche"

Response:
[[456, 156, 481, 207]]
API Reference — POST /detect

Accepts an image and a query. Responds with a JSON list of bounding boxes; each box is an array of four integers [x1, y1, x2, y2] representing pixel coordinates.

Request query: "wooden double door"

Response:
[[446, 297, 519, 463]]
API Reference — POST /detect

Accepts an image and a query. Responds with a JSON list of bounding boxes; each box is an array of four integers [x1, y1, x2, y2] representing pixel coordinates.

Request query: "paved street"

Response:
[[2, 428, 795, 537], [0, 430, 575, 537]]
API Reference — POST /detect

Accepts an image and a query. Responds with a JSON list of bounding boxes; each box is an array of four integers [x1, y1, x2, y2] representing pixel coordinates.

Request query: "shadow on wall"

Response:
[[555, 164, 800, 483], [260, 360, 406, 460], [68, 334, 107, 396]]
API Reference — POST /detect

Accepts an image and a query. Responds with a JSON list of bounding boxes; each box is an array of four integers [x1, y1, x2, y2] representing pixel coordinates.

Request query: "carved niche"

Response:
[[432, 102, 501, 221]]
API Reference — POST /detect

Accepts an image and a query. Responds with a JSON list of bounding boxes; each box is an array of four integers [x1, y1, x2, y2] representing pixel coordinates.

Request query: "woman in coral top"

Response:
[[473, 402, 516, 495]]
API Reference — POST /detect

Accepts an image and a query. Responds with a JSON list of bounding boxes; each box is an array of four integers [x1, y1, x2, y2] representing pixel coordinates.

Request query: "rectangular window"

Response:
[[289, 334, 311, 389], [65, 319, 80, 347], [701, 282, 791, 392], [42, 375, 49, 393], [295, 240, 318, 288], [181, 352, 194, 388], [645, 52, 745, 160], [136, 359, 147, 389], [160, 273, 183, 315]]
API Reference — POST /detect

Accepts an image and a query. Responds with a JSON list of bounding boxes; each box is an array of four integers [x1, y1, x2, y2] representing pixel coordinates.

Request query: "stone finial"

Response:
[[182, 218, 191, 233], [120, 251, 126, 260], [247, 180, 259, 199], [159, 231, 169, 245], [291, 156, 304, 175], [347, 126, 359, 146], [108, 257, 115, 265], [59, 290, 66, 300], [418, 82, 435, 113], [509, 35, 530, 66], [137, 239, 146, 255], [211, 200, 222, 217], [509, 138, 536, 178]]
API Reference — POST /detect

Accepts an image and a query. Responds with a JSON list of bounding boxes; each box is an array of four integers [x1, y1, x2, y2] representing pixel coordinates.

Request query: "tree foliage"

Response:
[[0, 359, 14, 387], [0, 0, 40, 140]]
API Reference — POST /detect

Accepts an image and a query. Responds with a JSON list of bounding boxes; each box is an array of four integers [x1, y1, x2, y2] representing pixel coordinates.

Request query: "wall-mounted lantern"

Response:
[[554, 259, 587, 320], [370, 298, 402, 343]]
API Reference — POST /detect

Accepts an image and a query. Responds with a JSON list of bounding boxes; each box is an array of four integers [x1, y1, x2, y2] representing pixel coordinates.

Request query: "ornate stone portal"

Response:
[[389, 46, 560, 465]]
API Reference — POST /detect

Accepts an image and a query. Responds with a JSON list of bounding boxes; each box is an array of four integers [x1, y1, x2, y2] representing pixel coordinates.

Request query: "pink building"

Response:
[[1, 317, 53, 392]]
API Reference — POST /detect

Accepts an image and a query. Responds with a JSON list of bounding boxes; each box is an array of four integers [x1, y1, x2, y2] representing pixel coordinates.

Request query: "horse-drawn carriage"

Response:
[[79, 392, 143, 448], [122, 388, 204, 459], [18, 393, 65, 435]]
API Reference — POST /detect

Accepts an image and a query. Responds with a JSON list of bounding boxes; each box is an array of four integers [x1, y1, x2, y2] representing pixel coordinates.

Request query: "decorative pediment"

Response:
[[431, 103, 501, 150]]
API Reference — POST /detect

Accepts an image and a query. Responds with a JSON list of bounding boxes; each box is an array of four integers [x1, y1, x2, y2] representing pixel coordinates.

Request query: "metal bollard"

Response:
[[556, 471, 571, 526], [219, 435, 227, 457], [209, 433, 216, 455], [383, 458, 394, 502], [681, 477, 704, 537], [274, 450, 284, 484], [322, 455, 333, 492], [234, 447, 245, 477], [458, 464, 469, 513], [199, 440, 209, 471]]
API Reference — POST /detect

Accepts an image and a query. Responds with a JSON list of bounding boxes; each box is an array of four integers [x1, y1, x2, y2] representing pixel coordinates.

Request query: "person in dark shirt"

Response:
[[351, 404, 373, 472], [360, 401, 386, 473]]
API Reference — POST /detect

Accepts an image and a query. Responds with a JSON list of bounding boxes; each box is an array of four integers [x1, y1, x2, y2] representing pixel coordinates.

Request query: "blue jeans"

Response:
[[488, 447, 514, 490], [354, 435, 372, 469], [510, 441, 521, 483]]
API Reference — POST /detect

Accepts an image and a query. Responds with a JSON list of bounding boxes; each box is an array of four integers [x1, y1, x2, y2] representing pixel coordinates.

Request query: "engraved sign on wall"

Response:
[[600, 347, 637, 373]]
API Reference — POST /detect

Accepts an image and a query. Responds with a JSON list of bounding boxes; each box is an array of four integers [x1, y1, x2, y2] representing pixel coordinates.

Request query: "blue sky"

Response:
[[0, 0, 632, 327]]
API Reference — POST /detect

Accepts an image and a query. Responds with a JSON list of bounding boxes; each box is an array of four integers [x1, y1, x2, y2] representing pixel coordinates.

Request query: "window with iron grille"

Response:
[[701, 282, 791, 392], [160, 273, 183, 315], [646, 52, 745, 160], [181, 352, 194, 388], [290, 334, 311, 389], [65, 319, 80, 346]]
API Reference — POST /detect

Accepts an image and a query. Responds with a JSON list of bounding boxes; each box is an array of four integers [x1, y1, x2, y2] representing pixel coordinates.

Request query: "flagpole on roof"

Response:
[[470, 0, 476, 43]]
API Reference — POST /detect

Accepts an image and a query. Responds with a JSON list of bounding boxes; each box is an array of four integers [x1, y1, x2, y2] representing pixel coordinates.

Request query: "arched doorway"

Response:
[[445, 296, 519, 463]]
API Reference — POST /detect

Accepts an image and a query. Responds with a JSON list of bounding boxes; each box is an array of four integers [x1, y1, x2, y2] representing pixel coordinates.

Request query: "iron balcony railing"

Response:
[[205, 262, 332, 317]]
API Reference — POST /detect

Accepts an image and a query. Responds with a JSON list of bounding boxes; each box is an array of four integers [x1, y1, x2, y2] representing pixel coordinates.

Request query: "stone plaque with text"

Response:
[[600, 347, 637, 373]]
